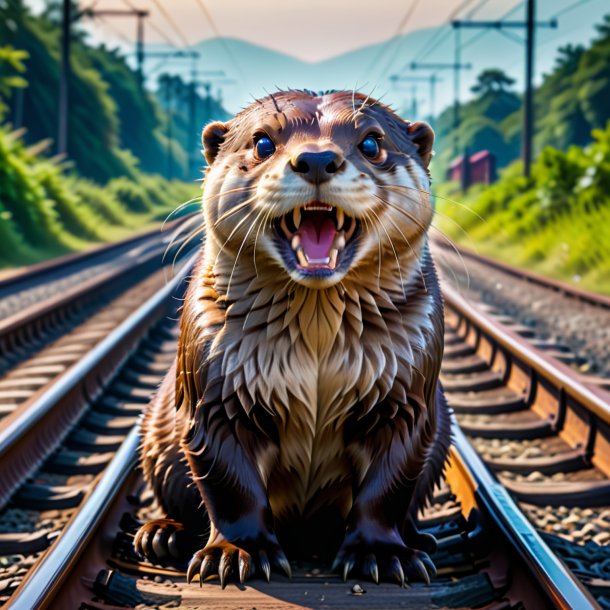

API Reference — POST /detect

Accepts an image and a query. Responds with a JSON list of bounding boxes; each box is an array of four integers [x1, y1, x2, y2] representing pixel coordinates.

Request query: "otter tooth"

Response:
[[280, 215, 291, 237], [333, 233, 346, 251], [293, 207, 301, 229], [336, 208, 345, 230], [291, 234, 301, 250], [296, 247, 308, 267], [329, 248, 338, 270]]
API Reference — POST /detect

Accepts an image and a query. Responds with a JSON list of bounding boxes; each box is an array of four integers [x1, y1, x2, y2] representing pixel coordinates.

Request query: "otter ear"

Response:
[[202, 121, 228, 165], [406, 121, 434, 168]]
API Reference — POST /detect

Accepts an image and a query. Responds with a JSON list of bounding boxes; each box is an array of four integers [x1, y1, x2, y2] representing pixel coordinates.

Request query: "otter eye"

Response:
[[254, 135, 275, 159], [359, 134, 382, 160]]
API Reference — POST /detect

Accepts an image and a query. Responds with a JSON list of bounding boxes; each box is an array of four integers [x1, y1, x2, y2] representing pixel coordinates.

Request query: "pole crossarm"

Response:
[[389, 75, 443, 82], [146, 51, 200, 59], [409, 62, 472, 70], [451, 19, 557, 29], [73, 8, 149, 22]]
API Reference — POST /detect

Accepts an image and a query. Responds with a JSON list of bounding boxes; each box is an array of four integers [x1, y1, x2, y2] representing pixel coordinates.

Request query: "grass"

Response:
[[0, 124, 201, 269]]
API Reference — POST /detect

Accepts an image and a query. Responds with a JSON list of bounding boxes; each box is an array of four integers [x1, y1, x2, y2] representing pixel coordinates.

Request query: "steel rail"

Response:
[[10, 419, 598, 609], [0, 214, 193, 291], [433, 239, 610, 309], [451, 423, 599, 609], [442, 283, 610, 425], [0, 241, 163, 337], [0, 254, 196, 507], [7, 426, 141, 610]]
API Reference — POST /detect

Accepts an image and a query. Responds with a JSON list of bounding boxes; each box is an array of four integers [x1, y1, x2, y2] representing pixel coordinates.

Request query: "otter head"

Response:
[[201, 90, 434, 291]]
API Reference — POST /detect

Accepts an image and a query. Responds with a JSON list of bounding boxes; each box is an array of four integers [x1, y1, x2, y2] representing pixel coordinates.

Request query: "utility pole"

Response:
[[452, 9, 557, 177], [409, 61, 471, 156], [80, 8, 150, 81], [390, 74, 443, 125], [523, 0, 535, 178], [165, 77, 174, 180], [58, 0, 71, 156], [454, 27, 461, 157], [146, 51, 200, 179]]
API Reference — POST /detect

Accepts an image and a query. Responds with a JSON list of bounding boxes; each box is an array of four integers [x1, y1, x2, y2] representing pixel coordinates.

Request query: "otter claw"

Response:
[[186, 556, 200, 584], [219, 552, 233, 589], [364, 555, 379, 584], [259, 550, 271, 582], [422, 555, 437, 578], [200, 555, 216, 583], [239, 554, 250, 584], [389, 556, 406, 587], [412, 556, 431, 586], [342, 558, 355, 582], [274, 549, 292, 579]]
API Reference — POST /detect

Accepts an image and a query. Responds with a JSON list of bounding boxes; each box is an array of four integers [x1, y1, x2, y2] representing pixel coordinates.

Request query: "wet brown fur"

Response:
[[136, 90, 452, 583]]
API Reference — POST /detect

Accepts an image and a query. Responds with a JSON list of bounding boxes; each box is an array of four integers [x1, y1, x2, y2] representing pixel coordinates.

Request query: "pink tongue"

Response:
[[299, 218, 336, 260]]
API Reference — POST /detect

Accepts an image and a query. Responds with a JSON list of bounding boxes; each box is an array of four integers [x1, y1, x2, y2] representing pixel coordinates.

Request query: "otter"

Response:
[[134, 89, 451, 588]]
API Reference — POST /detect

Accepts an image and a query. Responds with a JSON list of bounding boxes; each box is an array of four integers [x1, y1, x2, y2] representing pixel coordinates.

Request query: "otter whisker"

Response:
[[164, 215, 203, 263], [212, 207, 258, 271], [204, 184, 257, 204], [213, 194, 259, 228], [383, 183, 487, 225], [163, 198, 201, 228], [169, 226, 205, 274], [226, 206, 268, 297], [253, 208, 273, 277], [363, 214, 382, 288], [373, 194, 427, 292], [367, 207, 406, 296], [379, 197, 471, 293]]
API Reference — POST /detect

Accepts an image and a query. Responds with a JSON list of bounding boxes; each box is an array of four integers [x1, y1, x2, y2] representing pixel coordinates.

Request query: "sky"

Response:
[[26, 0, 608, 114], [38, 0, 519, 62]]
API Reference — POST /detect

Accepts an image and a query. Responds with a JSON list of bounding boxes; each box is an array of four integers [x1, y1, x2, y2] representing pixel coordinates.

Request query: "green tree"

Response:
[[470, 69, 516, 95], [0, 45, 28, 118]]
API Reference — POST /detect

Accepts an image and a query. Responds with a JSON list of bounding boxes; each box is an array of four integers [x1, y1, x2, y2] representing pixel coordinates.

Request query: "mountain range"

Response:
[[145, 7, 600, 120]]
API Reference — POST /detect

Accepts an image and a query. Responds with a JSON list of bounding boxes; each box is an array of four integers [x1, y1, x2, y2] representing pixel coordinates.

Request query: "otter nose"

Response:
[[290, 150, 345, 183]]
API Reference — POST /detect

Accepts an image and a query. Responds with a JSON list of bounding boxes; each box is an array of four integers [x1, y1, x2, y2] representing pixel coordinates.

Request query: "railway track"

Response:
[[0, 217, 192, 320], [0, 254, 194, 605], [442, 284, 610, 608], [432, 240, 610, 388], [0, 216, 196, 459], [0, 237, 606, 608]]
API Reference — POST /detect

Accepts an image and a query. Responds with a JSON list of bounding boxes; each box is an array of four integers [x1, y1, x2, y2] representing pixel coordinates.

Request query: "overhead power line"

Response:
[[362, 0, 422, 81], [460, 1, 525, 52], [146, 17, 180, 47], [150, 0, 191, 47], [94, 15, 132, 45], [191, 0, 246, 82], [411, 0, 480, 64], [552, 0, 593, 19]]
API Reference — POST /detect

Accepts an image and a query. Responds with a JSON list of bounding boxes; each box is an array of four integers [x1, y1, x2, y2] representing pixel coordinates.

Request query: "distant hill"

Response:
[[151, 8, 603, 123]]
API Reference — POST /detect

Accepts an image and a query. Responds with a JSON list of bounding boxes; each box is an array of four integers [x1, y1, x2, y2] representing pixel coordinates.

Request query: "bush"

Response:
[[436, 121, 610, 294], [0, 124, 199, 269]]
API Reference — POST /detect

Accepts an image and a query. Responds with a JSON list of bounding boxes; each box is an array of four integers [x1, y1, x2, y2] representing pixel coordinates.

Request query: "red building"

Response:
[[447, 150, 496, 188]]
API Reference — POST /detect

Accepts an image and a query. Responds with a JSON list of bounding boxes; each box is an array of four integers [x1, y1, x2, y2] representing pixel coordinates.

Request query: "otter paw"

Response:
[[134, 519, 196, 563], [332, 539, 436, 586], [186, 540, 292, 588]]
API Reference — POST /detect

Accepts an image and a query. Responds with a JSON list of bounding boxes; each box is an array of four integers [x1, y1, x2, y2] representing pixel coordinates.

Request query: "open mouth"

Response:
[[274, 202, 360, 274]]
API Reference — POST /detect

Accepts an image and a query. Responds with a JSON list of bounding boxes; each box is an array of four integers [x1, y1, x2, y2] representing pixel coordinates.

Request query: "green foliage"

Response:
[[0, 45, 28, 118], [436, 121, 610, 294], [470, 69, 516, 95], [435, 14, 610, 176], [0, 124, 199, 268], [432, 78, 520, 177]]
